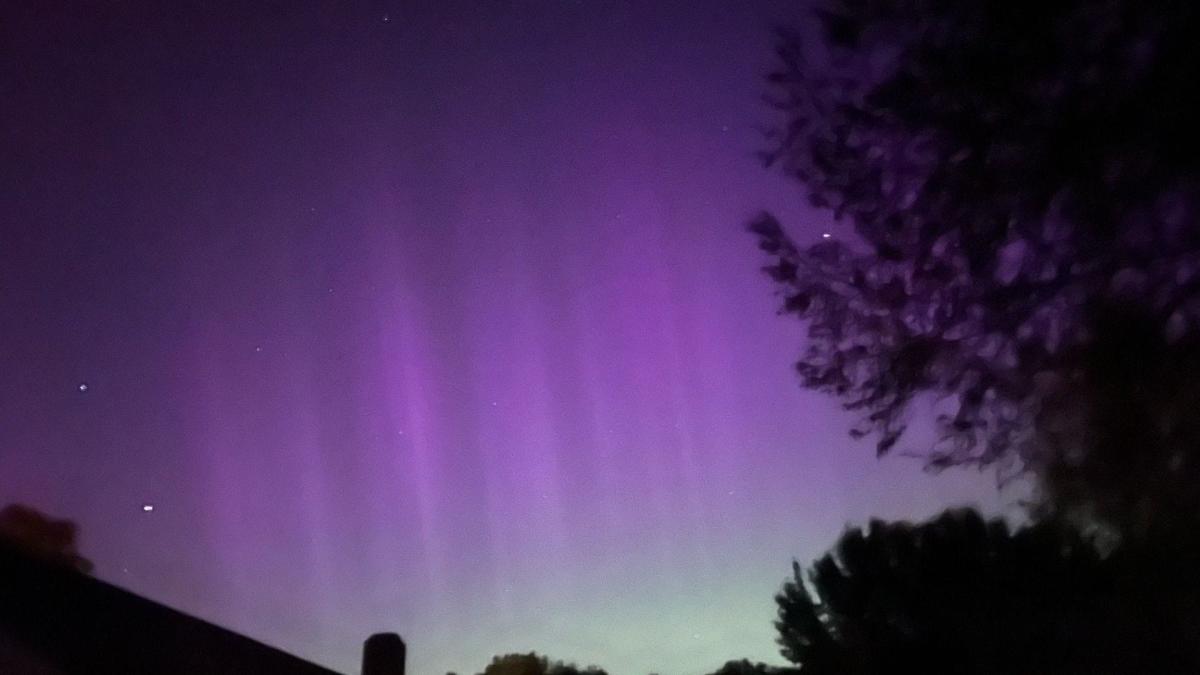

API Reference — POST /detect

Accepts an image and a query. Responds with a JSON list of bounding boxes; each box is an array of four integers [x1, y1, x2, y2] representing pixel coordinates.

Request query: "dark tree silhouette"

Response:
[[704, 658, 798, 675], [0, 503, 92, 573], [479, 653, 546, 675], [476, 652, 607, 675], [752, 0, 1200, 533], [775, 508, 1194, 674]]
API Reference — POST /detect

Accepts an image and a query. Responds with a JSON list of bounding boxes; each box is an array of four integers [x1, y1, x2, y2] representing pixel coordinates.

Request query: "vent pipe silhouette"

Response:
[[362, 633, 405, 675]]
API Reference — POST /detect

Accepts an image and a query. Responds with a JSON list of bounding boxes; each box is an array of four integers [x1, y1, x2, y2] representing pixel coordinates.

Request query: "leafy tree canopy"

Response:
[[753, 0, 1200, 531], [476, 652, 607, 675]]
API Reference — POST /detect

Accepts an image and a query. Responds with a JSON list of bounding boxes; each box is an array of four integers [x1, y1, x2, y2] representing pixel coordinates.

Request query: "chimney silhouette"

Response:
[[362, 633, 405, 675]]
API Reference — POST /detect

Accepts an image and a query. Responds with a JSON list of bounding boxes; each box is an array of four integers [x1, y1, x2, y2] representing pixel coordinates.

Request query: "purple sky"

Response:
[[2, 3, 1009, 673]]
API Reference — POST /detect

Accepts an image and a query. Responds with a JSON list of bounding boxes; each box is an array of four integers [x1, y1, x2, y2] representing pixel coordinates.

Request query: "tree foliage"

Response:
[[753, 0, 1200, 529], [704, 659, 798, 675], [0, 503, 92, 573], [476, 652, 608, 675], [775, 508, 1197, 673]]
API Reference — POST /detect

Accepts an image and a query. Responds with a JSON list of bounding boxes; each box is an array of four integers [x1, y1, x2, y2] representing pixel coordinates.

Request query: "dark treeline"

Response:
[[446, 651, 609, 675], [462, 510, 1196, 674]]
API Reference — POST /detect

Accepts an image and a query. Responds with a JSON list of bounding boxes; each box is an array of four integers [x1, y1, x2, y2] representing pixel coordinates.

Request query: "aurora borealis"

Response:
[[1, 2, 1005, 673]]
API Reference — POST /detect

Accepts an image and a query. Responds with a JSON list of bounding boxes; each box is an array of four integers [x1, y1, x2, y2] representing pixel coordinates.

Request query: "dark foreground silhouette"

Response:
[[0, 504, 403, 675], [775, 508, 1200, 674]]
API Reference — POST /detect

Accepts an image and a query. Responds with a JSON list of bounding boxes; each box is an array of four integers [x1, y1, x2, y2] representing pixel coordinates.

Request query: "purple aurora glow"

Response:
[[0, 2, 1007, 673]]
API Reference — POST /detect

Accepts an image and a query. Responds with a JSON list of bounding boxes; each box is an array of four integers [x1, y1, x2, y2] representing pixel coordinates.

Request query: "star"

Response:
[[141, 504, 154, 512], [382, 13, 391, 23], [78, 383, 89, 393], [254, 345, 263, 353], [821, 232, 832, 238]]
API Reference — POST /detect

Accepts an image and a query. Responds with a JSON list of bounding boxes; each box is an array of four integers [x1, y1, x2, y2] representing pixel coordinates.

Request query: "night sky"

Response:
[[2, 2, 1006, 673]]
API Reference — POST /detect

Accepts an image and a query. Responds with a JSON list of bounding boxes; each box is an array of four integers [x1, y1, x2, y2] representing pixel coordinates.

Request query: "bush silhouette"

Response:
[[775, 508, 1198, 673], [0, 503, 92, 573]]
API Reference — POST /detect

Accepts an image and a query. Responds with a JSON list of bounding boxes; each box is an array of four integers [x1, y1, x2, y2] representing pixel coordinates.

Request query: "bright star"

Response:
[[141, 504, 154, 512], [78, 383, 89, 392]]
